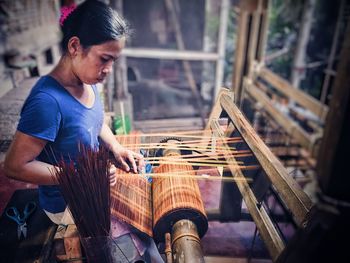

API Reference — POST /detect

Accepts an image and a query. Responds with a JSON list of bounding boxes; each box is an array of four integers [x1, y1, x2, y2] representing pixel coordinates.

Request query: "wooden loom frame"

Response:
[[201, 88, 313, 262], [54, 88, 313, 262], [232, 0, 329, 164], [107, 86, 313, 261]]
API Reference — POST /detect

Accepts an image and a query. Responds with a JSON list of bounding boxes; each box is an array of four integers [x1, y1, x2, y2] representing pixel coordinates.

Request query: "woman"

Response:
[[4, 1, 162, 262]]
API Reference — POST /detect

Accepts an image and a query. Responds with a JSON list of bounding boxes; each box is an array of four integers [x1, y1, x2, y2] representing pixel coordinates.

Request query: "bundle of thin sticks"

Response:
[[53, 143, 111, 242]]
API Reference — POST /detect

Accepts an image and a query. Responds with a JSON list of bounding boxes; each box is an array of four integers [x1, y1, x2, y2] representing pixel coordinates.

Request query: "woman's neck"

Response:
[[49, 56, 95, 108], [49, 56, 83, 90]]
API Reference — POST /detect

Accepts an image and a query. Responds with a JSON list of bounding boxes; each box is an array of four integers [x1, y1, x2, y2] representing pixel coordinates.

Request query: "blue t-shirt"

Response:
[[17, 75, 104, 213]]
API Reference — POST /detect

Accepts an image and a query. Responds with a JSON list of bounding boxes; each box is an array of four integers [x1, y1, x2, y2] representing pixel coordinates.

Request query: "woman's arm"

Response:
[[99, 123, 144, 173], [4, 131, 57, 185]]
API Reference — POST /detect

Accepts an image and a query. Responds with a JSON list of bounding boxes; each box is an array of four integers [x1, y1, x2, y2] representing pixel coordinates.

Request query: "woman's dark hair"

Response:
[[60, 0, 129, 53]]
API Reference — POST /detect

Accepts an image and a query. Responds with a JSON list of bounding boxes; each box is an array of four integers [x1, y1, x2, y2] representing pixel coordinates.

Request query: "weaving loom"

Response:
[[54, 88, 312, 262], [108, 88, 312, 262]]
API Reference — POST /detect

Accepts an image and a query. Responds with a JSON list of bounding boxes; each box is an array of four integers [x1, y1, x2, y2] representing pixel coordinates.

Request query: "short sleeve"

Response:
[[17, 92, 61, 142]]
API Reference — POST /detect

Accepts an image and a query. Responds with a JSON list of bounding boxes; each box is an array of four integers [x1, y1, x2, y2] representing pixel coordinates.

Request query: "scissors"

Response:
[[5, 201, 37, 240]]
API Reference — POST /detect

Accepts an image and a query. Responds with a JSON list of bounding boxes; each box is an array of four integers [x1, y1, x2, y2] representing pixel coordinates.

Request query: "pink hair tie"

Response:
[[59, 4, 77, 26]]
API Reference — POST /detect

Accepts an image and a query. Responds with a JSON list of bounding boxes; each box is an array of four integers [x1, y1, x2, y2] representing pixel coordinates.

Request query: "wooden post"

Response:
[[246, 0, 261, 78], [231, 0, 258, 104], [110, 0, 128, 101], [220, 93, 313, 225], [290, 0, 316, 89], [320, 0, 345, 103], [214, 0, 230, 98], [316, 19, 350, 201], [209, 112, 285, 261], [201, 0, 218, 102], [164, 0, 207, 127], [276, 20, 350, 263], [256, 0, 269, 62]]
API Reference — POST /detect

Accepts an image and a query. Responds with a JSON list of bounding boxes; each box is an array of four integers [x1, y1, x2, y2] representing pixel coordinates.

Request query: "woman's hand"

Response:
[[112, 145, 145, 173], [109, 164, 117, 186], [98, 123, 145, 174]]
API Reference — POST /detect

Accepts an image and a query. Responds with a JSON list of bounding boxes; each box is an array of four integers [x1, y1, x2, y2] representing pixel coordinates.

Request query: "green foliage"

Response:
[[266, 0, 302, 79], [269, 54, 293, 80]]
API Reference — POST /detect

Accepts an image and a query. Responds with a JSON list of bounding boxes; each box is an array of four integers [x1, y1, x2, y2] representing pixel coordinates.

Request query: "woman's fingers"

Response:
[[109, 164, 117, 186], [110, 176, 117, 186], [109, 164, 116, 174], [126, 151, 138, 173], [115, 154, 130, 172], [134, 152, 145, 171], [112, 148, 145, 174]]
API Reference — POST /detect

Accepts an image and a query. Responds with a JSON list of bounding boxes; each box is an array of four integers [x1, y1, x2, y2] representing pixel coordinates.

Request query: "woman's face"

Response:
[[72, 38, 125, 85]]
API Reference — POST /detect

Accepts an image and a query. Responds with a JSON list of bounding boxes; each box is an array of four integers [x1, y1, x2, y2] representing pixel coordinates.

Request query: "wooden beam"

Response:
[[214, 0, 230, 98], [247, 0, 261, 73], [204, 88, 233, 130], [316, 19, 350, 201], [256, 0, 270, 61], [231, 3, 250, 103], [210, 119, 242, 222], [134, 117, 204, 133], [220, 92, 313, 226], [257, 66, 328, 121], [122, 48, 219, 61], [210, 118, 285, 261], [320, 0, 346, 103], [245, 81, 315, 150]]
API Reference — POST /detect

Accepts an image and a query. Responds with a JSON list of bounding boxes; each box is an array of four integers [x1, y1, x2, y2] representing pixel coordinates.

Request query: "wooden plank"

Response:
[[256, 0, 270, 61], [134, 117, 204, 133], [210, 119, 285, 261], [122, 48, 219, 61], [245, 81, 314, 151], [220, 93, 313, 226], [53, 225, 67, 260], [202, 88, 234, 152], [214, 0, 230, 98], [247, 0, 261, 72], [63, 225, 82, 263], [53, 224, 83, 262], [204, 88, 233, 131], [238, 0, 259, 13], [231, 5, 250, 103], [257, 67, 328, 121], [210, 119, 243, 222]]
